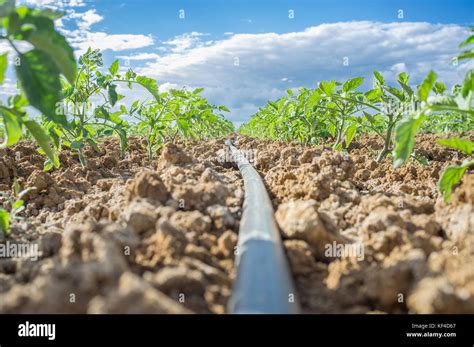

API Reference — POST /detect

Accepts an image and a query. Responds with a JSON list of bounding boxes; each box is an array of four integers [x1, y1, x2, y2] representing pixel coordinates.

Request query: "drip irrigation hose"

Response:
[[225, 139, 300, 314]]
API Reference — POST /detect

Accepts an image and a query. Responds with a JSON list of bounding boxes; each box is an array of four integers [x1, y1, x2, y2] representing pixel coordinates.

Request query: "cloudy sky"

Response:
[[3, 0, 474, 124]]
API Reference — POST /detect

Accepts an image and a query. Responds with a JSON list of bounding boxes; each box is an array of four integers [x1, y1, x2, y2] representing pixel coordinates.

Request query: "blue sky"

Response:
[[3, 0, 474, 123], [94, 0, 474, 36]]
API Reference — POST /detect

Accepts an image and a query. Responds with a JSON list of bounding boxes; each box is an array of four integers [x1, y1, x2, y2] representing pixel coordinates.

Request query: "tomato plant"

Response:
[[131, 88, 233, 158], [0, 178, 34, 236], [0, 0, 77, 168]]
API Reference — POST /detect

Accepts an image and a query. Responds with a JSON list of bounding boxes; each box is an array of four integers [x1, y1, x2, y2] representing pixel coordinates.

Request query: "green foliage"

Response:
[[240, 33, 473, 203], [0, 1, 76, 165], [240, 70, 418, 161], [15, 49, 65, 124], [438, 159, 473, 202], [0, 178, 34, 236], [362, 70, 418, 162], [0, 209, 9, 235], [239, 87, 332, 144], [456, 28, 474, 61], [44, 48, 131, 165], [131, 88, 233, 158], [391, 34, 473, 202], [393, 115, 425, 168], [436, 137, 473, 202], [0, 52, 7, 83], [437, 137, 472, 155]]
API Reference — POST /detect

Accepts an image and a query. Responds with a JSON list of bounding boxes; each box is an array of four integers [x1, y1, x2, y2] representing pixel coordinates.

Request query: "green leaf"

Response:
[[386, 86, 405, 101], [462, 69, 474, 98], [0, 0, 14, 18], [397, 72, 410, 84], [135, 76, 160, 102], [459, 34, 474, 48], [328, 122, 336, 137], [15, 49, 66, 125], [108, 84, 118, 106], [345, 123, 357, 147], [0, 209, 10, 235], [24, 120, 60, 168], [398, 81, 414, 97], [109, 59, 119, 76], [418, 71, 437, 102], [44, 159, 54, 171], [343, 77, 364, 92], [457, 50, 474, 61], [364, 88, 381, 102], [0, 52, 7, 85], [70, 140, 84, 149], [393, 114, 425, 168], [0, 107, 22, 147], [218, 105, 230, 112], [116, 127, 128, 153], [12, 199, 24, 210], [373, 70, 385, 85], [319, 81, 336, 96], [363, 111, 375, 125], [19, 12, 77, 84], [86, 137, 100, 152], [437, 137, 473, 155], [433, 82, 447, 95], [193, 87, 204, 94], [438, 160, 474, 202]]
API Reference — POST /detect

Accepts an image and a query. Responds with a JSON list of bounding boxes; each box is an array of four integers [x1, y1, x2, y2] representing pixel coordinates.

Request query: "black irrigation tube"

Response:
[[225, 139, 300, 314]]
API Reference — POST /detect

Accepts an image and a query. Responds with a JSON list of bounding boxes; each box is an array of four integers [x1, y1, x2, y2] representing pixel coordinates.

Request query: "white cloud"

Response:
[[117, 53, 161, 61], [163, 32, 208, 53], [69, 9, 104, 30], [20, 2, 153, 55], [159, 82, 181, 92], [68, 32, 154, 53], [21, 0, 86, 9], [137, 21, 472, 122]]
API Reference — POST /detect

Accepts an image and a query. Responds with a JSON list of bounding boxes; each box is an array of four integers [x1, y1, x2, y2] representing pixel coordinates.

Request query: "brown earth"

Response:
[[0, 137, 242, 314], [236, 132, 473, 313], [0, 132, 472, 314]]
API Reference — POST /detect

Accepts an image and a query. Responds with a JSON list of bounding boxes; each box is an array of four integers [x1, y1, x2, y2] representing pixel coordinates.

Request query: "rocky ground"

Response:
[[0, 132, 472, 313]]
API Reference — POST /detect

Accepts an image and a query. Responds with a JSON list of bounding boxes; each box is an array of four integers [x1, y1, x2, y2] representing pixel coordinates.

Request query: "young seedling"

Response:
[[44, 48, 161, 166], [349, 71, 418, 162], [0, 179, 35, 236], [130, 88, 233, 159], [437, 137, 473, 202], [318, 78, 365, 150]]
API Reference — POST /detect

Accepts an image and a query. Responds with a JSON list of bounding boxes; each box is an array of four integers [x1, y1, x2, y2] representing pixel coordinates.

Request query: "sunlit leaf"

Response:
[[393, 114, 425, 168], [0, 107, 22, 147], [109, 59, 119, 76], [437, 137, 473, 155], [418, 71, 437, 102], [0, 52, 7, 85], [0, 209, 10, 235], [343, 77, 364, 92], [24, 120, 60, 168], [16, 49, 66, 125], [438, 160, 474, 202]]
